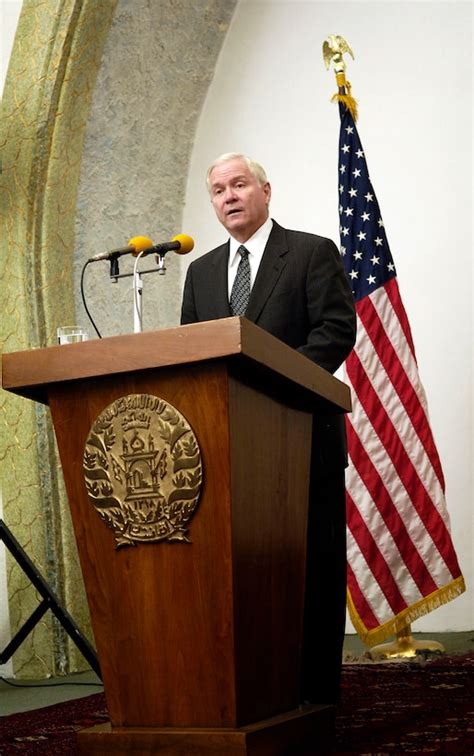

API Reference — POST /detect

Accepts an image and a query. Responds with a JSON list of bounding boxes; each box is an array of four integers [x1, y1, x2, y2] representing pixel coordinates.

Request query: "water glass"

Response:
[[57, 326, 88, 345]]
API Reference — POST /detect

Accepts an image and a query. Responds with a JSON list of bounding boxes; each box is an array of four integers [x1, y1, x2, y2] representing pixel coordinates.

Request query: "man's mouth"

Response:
[[227, 208, 242, 217]]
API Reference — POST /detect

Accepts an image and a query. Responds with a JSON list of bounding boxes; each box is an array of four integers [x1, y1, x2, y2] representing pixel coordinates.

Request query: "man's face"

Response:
[[209, 158, 271, 243]]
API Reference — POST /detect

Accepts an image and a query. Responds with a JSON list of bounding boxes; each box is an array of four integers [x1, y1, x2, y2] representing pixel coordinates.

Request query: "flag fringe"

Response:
[[331, 72, 358, 122], [347, 575, 466, 647]]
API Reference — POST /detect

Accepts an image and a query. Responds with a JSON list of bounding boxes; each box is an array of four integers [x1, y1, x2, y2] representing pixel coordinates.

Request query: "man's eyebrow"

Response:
[[211, 174, 248, 190]]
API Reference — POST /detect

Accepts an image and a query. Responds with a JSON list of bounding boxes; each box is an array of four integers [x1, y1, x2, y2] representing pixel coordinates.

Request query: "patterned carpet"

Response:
[[335, 652, 474, 754], [0, 652, 472, 754]]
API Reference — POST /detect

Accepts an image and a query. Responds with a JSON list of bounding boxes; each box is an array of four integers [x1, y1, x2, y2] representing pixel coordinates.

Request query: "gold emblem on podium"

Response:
[[83, 394, 202, 548]]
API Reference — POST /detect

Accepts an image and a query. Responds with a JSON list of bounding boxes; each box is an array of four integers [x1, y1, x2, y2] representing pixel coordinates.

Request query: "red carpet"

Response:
[[0, 691, 107, 754], [335, 652, 474, 754], [0, 652, 472, 754]]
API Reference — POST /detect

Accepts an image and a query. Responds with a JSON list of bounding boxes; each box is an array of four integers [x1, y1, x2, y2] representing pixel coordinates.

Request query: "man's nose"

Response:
[[223, 186, 237, 202]]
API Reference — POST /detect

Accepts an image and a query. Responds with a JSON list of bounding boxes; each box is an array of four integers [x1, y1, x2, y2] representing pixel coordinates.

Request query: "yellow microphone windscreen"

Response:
[[172, 234, 195, 254], [128, 236, 154, 256]]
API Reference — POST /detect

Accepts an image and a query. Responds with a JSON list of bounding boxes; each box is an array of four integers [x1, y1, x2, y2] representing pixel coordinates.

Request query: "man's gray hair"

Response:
[[206, 153, 268, 192]]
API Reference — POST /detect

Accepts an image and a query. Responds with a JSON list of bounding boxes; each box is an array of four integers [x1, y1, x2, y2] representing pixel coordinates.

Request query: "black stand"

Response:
[[0, 519, 101, 678]]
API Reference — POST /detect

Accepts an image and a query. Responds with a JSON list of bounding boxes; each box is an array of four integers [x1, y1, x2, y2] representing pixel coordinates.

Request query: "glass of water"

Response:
[[57, 326, 88, 345]]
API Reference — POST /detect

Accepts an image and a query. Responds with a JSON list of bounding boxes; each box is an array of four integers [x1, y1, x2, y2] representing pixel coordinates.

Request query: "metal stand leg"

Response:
[[0, 519, 101, 678]]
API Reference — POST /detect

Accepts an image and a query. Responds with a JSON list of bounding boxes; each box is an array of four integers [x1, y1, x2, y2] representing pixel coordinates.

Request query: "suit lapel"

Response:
[[245, 221, 288, 323], [210, 242, 232, 318]]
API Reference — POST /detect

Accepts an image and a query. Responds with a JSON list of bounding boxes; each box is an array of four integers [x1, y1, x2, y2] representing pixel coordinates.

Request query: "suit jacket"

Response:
[[181, 220, 356, 475]]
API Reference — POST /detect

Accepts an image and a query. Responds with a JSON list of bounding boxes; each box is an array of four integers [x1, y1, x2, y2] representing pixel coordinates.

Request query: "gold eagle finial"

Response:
[[322, 35, 358, 122], [323, 35, 354, 74]]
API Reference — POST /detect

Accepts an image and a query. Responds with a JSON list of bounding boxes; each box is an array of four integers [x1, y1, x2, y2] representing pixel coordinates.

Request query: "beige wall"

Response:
[[74, 0, 236, 338], [183, 0, 473, 633]]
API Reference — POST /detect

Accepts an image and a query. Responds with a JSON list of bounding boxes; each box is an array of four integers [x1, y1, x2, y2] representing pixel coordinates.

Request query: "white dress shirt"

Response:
[[227, 217, 274, 299]]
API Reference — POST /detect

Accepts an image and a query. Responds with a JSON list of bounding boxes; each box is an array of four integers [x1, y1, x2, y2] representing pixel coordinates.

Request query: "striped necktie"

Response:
[[230, 246, 251, 316]]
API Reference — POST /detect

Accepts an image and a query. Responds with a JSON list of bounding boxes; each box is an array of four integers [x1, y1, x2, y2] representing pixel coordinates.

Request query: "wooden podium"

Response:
[[2, 317, 351, 755]]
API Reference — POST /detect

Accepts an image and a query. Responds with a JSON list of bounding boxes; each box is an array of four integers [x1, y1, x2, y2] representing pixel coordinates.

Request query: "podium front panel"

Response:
[[48, 361, 238, 727]]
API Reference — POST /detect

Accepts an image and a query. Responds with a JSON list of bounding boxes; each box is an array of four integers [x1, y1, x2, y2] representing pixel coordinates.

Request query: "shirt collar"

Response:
[[229, 217, 273, 262]]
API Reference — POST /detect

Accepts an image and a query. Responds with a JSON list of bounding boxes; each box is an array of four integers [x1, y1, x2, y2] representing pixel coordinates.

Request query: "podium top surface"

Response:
[[2, 317, 351, 413]]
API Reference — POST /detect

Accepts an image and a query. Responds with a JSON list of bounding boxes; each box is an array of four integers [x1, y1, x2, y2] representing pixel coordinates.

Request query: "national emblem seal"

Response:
[[83, 394, 202, 547]]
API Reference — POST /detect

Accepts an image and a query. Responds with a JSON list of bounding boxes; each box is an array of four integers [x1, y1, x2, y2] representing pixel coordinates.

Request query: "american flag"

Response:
[[338, 104, 465, 644]]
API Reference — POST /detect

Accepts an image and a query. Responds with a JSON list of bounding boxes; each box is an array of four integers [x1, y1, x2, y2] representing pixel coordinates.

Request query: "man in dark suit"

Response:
[[181, 153, 356, 704]]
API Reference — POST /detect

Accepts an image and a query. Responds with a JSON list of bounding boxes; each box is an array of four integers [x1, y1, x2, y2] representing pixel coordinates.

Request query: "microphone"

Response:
[[88, 236, 154, 262], [141, 234, 194, 257]]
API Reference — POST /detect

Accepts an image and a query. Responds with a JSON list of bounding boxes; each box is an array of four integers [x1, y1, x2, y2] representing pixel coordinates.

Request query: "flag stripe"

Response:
[[353, 315, 447, 514], [346, 490, 408, 614], [383, 277, 417, 358], [346, 395, 455, 589], [357, 288, 446, 490], [370, 283, 430, 418], [345, 421, 439, 596], [346, 562, 380, 631], [345, 350, 460, 576], [346, 466, 425, 610], [346, 528, 395, 623]]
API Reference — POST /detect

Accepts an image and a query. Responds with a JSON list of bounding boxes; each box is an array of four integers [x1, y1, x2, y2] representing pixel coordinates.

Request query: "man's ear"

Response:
[[264, 182, 272, 205]]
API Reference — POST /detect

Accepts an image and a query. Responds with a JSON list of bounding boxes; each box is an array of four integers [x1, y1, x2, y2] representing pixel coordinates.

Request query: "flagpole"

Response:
[[323, 35, 447, 662]]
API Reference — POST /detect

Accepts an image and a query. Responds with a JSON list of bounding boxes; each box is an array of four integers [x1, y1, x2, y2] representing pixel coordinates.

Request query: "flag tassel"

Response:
[[331, 72, 358, 122], [348, 576, 466, 648]]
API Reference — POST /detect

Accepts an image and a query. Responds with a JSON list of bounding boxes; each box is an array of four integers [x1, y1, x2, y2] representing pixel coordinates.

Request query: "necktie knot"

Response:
[[230, 246, 251, 316]]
